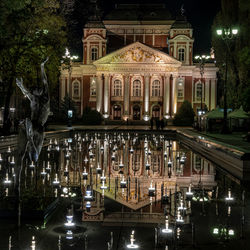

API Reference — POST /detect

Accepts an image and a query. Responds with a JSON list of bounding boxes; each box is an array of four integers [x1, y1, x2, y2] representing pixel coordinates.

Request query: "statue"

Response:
[[15, 57, 50, 226], [16, 57, 50, 162]]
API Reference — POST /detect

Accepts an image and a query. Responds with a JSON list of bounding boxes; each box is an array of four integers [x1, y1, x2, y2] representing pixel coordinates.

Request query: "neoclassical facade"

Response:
[[60, 3, 218, 121]]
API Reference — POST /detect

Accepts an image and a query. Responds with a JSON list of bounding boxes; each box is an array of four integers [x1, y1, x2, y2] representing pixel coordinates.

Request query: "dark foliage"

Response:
[[173, 100, 195, 126], [81, 106, 103, 125]]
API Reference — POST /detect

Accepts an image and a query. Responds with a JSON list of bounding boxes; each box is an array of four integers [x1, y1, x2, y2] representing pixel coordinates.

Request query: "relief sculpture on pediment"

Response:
[[111, 47, 165, 63]]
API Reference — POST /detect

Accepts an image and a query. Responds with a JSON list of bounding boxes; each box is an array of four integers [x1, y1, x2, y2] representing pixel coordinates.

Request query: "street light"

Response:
[[216, 27, 238, 133], [62, 48, 78, 127], [194, 55, 210, 131]]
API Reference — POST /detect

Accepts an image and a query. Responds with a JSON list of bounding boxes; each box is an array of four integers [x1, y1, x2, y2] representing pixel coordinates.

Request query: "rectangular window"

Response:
[[90, 78, 96, 97], [177, 79, 184, 100]]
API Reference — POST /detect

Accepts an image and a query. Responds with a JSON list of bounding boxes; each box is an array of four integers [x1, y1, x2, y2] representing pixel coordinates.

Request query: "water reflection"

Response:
[[0, 131, 246, 249]]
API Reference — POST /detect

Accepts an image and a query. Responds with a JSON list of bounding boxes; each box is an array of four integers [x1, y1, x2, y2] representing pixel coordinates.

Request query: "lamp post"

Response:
[[194, 55, 210, 131], [216, 27, 238, 134], [62, 48, 78, 127]]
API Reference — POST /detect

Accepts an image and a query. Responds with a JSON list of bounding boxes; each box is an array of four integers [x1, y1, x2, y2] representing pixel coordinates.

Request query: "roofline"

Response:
[[103, 20, 175, 25], [93, 41, 182, 65]]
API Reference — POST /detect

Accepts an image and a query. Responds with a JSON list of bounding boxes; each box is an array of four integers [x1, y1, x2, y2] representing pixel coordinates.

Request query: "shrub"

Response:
[[82, 107, 103, 125], [173, 100, 195, 126]]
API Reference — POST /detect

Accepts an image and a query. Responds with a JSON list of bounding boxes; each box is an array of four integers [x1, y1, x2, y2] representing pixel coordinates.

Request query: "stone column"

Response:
[[205, 78, 210, 109], [123, 74, 130, 118], [143, 74, 150, 121], [96, 75, 103, 113], [171, 75, 178, 116], [163, 74, 170, 118], [186, 44, 189, 65], [86, 42, 90, 65], [103, 74, 110, 118], [211, 79, 216, 110], [98, 41, 102, 58]]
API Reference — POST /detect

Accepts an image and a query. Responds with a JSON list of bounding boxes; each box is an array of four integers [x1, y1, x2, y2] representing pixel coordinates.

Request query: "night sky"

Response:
[[101, 0, 222, 54]]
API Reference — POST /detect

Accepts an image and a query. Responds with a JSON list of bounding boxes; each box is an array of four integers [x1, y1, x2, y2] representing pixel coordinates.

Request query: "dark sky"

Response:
[[100, 0, 222, 54]]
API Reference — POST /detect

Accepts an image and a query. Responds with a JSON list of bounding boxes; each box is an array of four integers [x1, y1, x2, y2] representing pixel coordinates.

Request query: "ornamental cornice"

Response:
[[95, 64, 179, 74]]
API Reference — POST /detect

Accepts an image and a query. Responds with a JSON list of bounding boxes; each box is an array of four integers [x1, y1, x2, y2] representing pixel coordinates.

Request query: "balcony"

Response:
[[130, 96, 143, 102], [150, 96, 163, 102], [111, 96, 123, 102]]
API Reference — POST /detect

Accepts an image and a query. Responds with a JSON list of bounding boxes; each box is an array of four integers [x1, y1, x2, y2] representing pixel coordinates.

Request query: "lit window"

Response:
[[91, 47, 98, 61], [152, 80, 161, 97], [90, 78, 96, 97], [178, 48, 185, 62], [113, 79, 122, 96], [177, 79, 184, 100], [196, 82, 202, 100], [133, 80, 141, 97], [73, 81, 80, 97]]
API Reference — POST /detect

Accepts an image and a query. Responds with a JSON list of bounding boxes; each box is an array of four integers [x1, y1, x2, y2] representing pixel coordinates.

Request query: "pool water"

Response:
[[0, 131, 249, 249]]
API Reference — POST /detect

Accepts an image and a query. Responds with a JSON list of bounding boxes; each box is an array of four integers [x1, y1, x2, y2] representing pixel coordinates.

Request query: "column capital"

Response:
[[171, 73, 178, 79], [164, 73, 171, 78]]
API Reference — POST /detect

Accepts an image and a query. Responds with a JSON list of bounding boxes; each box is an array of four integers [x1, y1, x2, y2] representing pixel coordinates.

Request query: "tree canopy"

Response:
[[0, 0, 67, 133], [212, 0, 250, 111]]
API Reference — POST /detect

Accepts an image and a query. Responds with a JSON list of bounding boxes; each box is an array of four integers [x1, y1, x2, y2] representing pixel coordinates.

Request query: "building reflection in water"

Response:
[[0, 132, 216, 229], [54, 132, 216, 224]]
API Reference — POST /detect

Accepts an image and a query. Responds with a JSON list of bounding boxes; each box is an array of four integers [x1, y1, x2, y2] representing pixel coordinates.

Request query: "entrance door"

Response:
[[152, 105, 160, 119], [113, 105, 121, 120], [133, 105, 141, 120]]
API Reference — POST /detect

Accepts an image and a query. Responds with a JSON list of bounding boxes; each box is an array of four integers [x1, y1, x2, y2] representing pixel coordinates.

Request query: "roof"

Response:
[[104, 3, 173, 21], [85, 21, 105, 28], [228, 106, 249, 119], [171, 14, 192, 29], [204, 108, 224, 119]]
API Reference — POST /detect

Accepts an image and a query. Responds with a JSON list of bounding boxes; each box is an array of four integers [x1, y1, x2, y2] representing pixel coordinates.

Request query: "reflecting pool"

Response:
[[0, 131, 249, 249]]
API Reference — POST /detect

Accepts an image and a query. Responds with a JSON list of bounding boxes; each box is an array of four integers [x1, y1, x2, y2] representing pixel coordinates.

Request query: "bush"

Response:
[[82, 107, 103, 125], [173, 100, 195, 126]]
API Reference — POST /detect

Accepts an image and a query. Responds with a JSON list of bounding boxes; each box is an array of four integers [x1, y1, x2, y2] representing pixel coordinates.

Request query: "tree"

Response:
[[173, 100, 195, 126], [0, 0, 67, 134], [57, 94, 77, 122], [212, 0, 250, 111]]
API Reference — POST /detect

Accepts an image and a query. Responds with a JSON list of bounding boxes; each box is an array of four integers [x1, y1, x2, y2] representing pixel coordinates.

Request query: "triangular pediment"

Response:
[[94, 41, 181, 66]]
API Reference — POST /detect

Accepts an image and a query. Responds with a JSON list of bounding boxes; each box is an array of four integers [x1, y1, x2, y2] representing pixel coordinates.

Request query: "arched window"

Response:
[[133, 80, 141, 97], [177, 78, 184, 100], [152, 80, 161, 97], [91, 47, 98, 61], [113, 79, 122, 96], [90, 78, 96, 97], [196, 81, 202, 100], [178, 48, 185, 62], [73, 81, 80, 97]]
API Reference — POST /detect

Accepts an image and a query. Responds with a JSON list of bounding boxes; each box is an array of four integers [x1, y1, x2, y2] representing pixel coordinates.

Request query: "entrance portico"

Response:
[[93, 42, 181, 120]]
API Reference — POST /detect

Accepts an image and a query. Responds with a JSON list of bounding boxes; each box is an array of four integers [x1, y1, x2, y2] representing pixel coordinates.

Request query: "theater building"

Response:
[[60, 3, 218, 121]]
